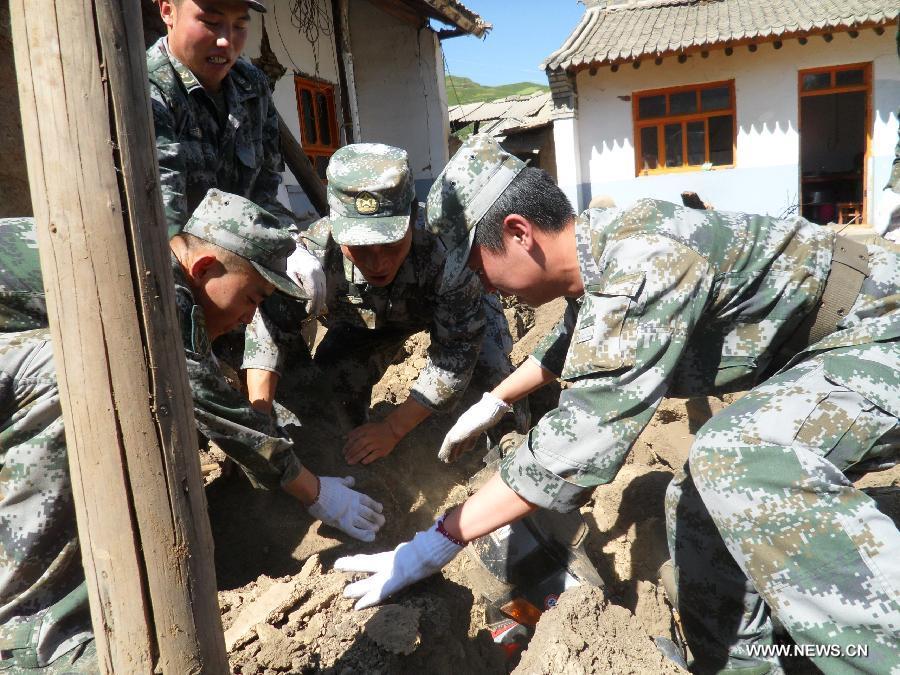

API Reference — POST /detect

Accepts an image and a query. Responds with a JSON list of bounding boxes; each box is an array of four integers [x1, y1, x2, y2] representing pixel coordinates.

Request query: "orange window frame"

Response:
[[294, 76, 340, 179], [797, 62, 872, 222], [633, 80, 737, 176]]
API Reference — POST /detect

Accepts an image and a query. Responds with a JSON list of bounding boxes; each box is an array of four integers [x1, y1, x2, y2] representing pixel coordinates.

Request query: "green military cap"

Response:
[[325, 143, 416, 246], [184, 189, 306, 299], [425, 134, 525, 283]]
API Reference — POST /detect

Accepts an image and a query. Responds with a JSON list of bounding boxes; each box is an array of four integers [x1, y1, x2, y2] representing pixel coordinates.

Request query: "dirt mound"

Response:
[[512, 586, 686, 675], [222, 556, 503, 674]]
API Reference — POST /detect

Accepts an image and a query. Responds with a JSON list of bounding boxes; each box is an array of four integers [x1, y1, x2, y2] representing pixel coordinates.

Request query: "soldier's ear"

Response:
[[159, 0, 176, 29], [190, 255, 222, 283], [502, 214, 534, 252]]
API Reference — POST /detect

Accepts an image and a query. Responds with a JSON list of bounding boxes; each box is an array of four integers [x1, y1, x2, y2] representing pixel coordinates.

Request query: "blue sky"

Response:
[[439, 1, 586, 86]]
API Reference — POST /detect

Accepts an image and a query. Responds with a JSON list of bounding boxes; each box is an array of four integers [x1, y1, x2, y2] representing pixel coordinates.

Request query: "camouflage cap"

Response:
[[183, 189, 306, 300], [425, 135, 525, 283], [326, 143, 416, 246]]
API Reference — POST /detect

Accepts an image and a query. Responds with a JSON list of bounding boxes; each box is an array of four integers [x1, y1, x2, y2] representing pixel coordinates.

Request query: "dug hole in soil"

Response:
[[205, 298, 900, 674]]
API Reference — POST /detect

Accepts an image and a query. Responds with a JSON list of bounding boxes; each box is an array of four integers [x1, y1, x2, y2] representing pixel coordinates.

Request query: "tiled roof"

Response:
[[449, 92, 553, 137], [419, 0, 490, 37], [544, 0, 898, 71]]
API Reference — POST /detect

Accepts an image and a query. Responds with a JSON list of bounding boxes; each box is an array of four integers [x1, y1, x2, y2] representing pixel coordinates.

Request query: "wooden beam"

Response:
[[9, 0, 228, 672]]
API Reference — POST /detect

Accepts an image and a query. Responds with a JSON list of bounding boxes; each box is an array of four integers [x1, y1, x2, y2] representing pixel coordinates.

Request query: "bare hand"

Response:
[[343, 421, 400, 465]]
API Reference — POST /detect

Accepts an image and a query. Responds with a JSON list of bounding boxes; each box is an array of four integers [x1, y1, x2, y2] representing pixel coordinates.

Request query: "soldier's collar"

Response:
[[162, 38, 204, 94], [575, 211, 605, 291], [162, 37, 246, 102]]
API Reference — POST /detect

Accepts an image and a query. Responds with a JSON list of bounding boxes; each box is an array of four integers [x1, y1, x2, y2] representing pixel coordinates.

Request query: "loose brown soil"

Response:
[[208, 298, 898, 674]]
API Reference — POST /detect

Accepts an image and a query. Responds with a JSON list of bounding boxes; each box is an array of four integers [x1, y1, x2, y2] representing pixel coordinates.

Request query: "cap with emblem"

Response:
[[325, 143, 416, 246], [184, 189, 306, 299], [425, 134, 525, 283]]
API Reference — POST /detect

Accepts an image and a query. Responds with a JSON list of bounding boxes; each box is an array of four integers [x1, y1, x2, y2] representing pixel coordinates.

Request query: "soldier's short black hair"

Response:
[[473, 167, 574, 253]]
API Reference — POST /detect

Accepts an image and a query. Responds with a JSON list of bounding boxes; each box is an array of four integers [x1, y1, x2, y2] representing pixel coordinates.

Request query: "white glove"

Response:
[[286, 244, 326, 317], [438, 392, 511, 463], [334, 522, 463, 609], [307, 476, 385, 542]]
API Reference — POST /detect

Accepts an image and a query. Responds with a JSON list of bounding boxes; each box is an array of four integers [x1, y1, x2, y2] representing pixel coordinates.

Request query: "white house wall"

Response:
[[244, 0, 341, 222], [563, 29, 899, 220], [349, 0, 450, 200]]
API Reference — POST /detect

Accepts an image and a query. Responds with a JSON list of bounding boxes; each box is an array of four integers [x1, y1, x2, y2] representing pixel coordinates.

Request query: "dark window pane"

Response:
[[687, 120, 705, 165], [665, 123, 683, 167], [835, 68, 864, 87], [701, 86, 730, 111], [640, 126, 659, 170], [670, 90, 697, 115], [708, 115, 733, 165], [802, 72, 831, 91], [316, 93, 332, 147], [638, 94, 666, 119], [300, 89, 317, 144]]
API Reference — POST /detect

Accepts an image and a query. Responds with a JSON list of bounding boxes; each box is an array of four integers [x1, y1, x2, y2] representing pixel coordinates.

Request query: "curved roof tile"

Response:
[[543, 0, 898, 71]]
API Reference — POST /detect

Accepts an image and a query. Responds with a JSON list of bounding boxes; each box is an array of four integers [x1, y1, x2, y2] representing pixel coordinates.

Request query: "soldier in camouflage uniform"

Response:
[[148, 0, 288, 235], [0, 191, 383, 671], [335, 135, 899, 674], [148, 0, 327, 417], [284, 143, 523, 465]]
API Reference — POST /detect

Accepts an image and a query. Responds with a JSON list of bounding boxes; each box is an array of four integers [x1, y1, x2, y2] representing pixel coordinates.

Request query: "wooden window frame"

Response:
[[633, 80, 737, 176], [797, 62, 872, 222], [294, 75, 340, 179]]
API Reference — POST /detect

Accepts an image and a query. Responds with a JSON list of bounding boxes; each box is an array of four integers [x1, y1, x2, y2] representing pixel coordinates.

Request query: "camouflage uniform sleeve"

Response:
[[529, 299, 580, 376], [501, 233, 712, 512], [177, 288, 301, 490], [299, 217, 332, 262], [410, 268, 486, 412], [150, 83, 189, 237]]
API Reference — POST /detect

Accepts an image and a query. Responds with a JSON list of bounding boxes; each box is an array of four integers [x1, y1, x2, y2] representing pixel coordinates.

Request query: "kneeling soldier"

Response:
[[0, 191, 384, 671]]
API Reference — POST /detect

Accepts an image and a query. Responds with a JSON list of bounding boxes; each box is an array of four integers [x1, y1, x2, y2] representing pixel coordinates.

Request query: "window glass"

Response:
[[669, 90, 697, 115], [665, 123, 683, 167], [687, 120, 705, 165], [316, 93, 331, 146], [708, 115, 733, 165], [300, 89, 317, 145], [802, 72, 831, 91], [640, 126, 659, 170], [701, 86, 730, 111], [638, 94, 666, 119], [835, 68, 864, 87]]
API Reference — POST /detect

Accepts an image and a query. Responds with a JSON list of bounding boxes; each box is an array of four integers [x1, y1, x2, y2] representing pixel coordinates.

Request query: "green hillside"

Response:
[[445, 75, 548, 107]]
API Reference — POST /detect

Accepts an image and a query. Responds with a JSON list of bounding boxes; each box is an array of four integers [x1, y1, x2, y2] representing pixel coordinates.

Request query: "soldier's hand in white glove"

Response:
[[438, 392, 511, 463], [307, 476, 385, 542], [334, 522, 463, 609], [286, 244, 326, 317]]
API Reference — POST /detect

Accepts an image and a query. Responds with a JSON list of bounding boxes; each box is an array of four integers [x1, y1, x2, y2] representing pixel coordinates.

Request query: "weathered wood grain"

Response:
[[10, 0, 228, 672]]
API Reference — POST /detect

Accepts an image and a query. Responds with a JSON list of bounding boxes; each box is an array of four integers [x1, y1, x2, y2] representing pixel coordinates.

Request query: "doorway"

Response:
[[799, 63, 870, 225]]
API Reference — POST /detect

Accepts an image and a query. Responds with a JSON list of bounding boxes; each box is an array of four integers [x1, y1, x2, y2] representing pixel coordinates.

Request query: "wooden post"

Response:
[[10, 0, 229, 672]]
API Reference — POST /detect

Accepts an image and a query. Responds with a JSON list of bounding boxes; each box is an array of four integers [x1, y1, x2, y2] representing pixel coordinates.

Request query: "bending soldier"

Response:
[[335, 135, 899, 675], [292, 143, 526, 465]]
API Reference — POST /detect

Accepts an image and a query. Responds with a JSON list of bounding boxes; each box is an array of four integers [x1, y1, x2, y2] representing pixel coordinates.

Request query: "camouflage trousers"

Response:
[[0, 330, 95, 672], [666, 341, 900, 675], [315, 295, 526, 433]]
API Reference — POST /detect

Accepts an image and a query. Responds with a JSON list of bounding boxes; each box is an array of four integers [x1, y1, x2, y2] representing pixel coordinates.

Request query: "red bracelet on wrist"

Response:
[[436, 514, 467, 547]]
